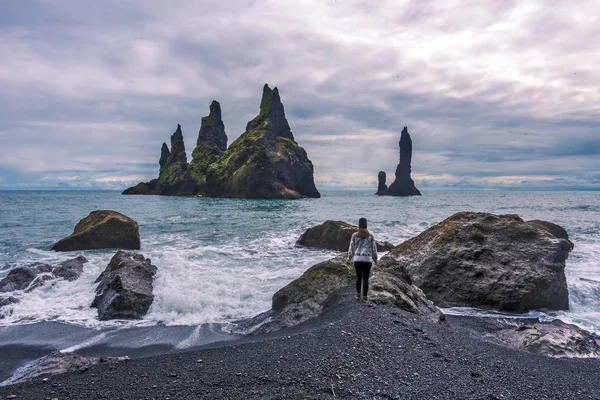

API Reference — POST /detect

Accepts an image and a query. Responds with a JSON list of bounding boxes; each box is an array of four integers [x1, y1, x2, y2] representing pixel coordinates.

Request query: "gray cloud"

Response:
[[0, 0, 598, 190]]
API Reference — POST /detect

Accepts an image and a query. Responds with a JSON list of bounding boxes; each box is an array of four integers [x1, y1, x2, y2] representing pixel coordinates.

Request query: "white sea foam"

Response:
[[0, 229, 333, 329]]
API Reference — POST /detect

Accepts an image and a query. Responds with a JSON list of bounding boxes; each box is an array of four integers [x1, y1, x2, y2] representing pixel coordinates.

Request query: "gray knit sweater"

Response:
[[348, 232, 378, 263]]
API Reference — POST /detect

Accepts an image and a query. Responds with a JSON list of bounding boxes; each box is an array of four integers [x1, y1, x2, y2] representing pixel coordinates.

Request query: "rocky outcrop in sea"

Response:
[[91, 250, 157, 320], [0, 256, 88, 294], [382, 212, 572, 312], [123, 84, 320, 199], [377, 126, 421, 196], [376, 171, 388, 195], [0, 256, 88, 319], [297, 220, 394, 252], [52, 210, 140, 251]]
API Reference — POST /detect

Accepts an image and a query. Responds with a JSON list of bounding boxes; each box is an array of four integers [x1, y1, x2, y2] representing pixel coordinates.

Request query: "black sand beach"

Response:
[[2, 287, 599, 400]]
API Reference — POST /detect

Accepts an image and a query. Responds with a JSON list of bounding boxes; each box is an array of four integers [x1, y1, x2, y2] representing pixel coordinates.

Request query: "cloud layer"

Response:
[[1, 0, 598, 190]]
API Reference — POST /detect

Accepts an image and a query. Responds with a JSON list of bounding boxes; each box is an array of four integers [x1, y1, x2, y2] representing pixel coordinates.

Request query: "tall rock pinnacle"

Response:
[[245, 84, 294, 141], [166, 124, 187, 165], [376, 171, 388, 195], [157, 124, 189, 186], [159, 142, 170, 168], [378, 126, 421, 196], [204, 83, 320, 199], [189, 100, 228, 186], [197, 100, 227, 151]]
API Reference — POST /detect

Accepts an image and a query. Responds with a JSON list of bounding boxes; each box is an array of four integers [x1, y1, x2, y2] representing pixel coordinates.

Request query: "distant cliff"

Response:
[[123, 84, 320, 199], [376, 126, 421, 196]]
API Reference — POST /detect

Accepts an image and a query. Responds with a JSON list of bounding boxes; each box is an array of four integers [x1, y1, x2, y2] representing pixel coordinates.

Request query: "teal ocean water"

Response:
[[0, 190, 599, 334]]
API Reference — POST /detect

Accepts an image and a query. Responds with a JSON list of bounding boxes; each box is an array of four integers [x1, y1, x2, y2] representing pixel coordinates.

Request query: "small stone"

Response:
[[197, 359, 203, 363], [6, 395, 17, 399], [42, 378, 49, 382]]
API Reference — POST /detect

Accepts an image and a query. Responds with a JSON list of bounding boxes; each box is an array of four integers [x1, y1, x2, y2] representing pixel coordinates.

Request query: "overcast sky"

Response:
[[1, 0, 598, 191]]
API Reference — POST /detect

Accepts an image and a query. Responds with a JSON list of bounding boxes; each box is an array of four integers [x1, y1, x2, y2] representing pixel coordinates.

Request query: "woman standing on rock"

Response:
[[348, 218, 378, 302]]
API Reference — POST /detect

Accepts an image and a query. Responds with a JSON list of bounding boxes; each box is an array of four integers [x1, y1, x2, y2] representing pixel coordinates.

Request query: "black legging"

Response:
[[354, 261, 372, 296]]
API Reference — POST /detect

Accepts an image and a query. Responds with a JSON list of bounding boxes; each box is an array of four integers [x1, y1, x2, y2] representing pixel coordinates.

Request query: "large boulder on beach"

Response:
[[297, 220, 395, 252], [382, 212, 572, 313], [52, 210, 140, 251], [250, 253, 444, 333], [91, 250, 157, 320], [493, 320, 600, 358]]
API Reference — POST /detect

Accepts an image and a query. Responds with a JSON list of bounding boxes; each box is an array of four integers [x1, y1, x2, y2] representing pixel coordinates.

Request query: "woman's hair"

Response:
[[357, 227, 371, 239]]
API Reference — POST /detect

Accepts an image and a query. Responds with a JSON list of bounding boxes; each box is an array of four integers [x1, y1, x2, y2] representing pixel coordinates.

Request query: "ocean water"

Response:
[[0, 190, 599, 335]]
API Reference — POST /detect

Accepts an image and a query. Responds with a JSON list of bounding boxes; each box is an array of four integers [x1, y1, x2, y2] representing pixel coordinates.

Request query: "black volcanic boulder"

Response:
[[297, 220, 356, 251], [0, 295, 19, 319], [205, 84, 320, 199], [381, 212, 572, 312], [0, 296, 19, 308], [493, 320, 600, 358], [297, 220, 395, 252], [52, 255, 88, 281], [248, 254, 443, 333], [52, 210, 140, 251], [0, 267, 38, 292], [0, 256, 88, 294], [91, 250, 157, 320]]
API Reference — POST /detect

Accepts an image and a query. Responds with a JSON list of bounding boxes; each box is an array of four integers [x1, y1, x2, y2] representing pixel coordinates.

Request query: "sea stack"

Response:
[[189, 100, 228, 189], [377, 126, 421, 196], [123, 84, 320, 199], [205, 84, 320, 199], [122, 125, 197, 195], [376, 171, 387, 195]]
